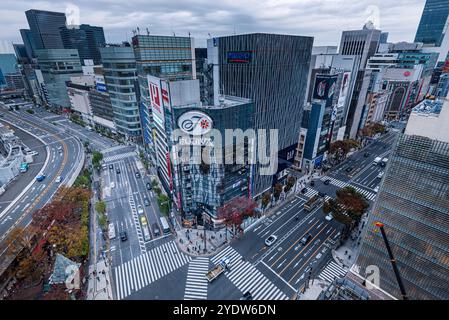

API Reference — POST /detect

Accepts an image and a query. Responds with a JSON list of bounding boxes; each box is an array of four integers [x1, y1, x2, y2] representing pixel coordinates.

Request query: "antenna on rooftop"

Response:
[[137, 27, 140, 35], [146, 27, 150, 36]]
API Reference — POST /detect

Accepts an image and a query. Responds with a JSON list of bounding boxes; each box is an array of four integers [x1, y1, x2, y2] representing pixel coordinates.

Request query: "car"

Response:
[[325, 214, 334, 221], [55, 176, 62, 183], [110, 182, 115, 189], [146, 183, 152, 191], [240, 291, 253, 300], [310, 180, 315, 187], [140, 215, 147, 226], [153, 224, 160, 237], [57, 146, 62, 151], [345, 166, 354, 173], [119, 231, 127, 241], [301, 187, 308, 194], [109, 164, 113, 170], [135, 172, 141, 178], [300, 233, 312, 245], [364, 152, 370, 157], [102, 163, 107, 170], [116, 168, 120, 174], [144, 197, 150, 206], [374, 186, 380, 193], [377, 172, 384, 179], [318, 192, 326, 198], [264, 235, 278, 246], [324, 179, 331, 185], [36, 174, 46, 182], [137, 205, 144, 215]]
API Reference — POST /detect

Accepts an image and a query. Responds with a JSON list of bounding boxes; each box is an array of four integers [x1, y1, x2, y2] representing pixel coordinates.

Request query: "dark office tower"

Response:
[[339, 25, 381, 138], [208, 33, 313, 198], [415, 0, 449, 47], [60, 24, 106, 65], [353, 98, 449, 300], [20, 29, 37, 60], [195, 48, 209, 104], [25, 9, 66, 50], [13, 44, 29, 64]]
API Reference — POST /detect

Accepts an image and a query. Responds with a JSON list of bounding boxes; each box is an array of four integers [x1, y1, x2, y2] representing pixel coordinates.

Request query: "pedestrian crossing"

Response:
[[320, 177, 377, 201], [212, 246, 289, 300], [128, 190, 146, 254], [184, 257, 210, 300], [318, 261, 348, 284], [303, 188, 318, 198], [102, 145, 132, 155], [103, 151, 136, 163], [114, 241, 192, 300]]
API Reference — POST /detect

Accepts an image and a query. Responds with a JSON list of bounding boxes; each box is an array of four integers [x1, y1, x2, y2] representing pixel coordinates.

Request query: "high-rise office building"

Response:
[[339, 25, 381, 138], [13, 44, 29, 64], [25, 9, 67, 50], [207, 33, 313, 198], [131, 34, 195, 164], [415, 0, 449, 47], [60, 24, 106, 65], [20, 29, 37, 60], [100, 44, 141, 141], [353, 97, 449, 299], [36, 49, 82, 109]]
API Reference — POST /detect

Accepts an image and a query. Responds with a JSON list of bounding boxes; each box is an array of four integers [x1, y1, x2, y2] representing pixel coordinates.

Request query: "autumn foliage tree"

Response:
[[217, 196, 257, 239], [284, 176, 296, 193], [261, 192, 272, 209], [273, 183, 283, 201]]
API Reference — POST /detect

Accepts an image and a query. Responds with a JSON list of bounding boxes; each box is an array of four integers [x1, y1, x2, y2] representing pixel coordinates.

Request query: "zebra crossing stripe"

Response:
[[318, 261, 348, 283], [103, 151, 136, 163], [184, 257, 209, 300]]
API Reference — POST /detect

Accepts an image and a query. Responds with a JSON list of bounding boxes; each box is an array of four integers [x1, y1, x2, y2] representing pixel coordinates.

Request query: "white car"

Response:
[[55, 176, 62, 183], [137, 205, 144, 215], [264, 235, 278, 246], [110, 182, 115, 189], [374, 186, 380, 193], [325, 214, 333, 221], [377, 172, 384, 179]]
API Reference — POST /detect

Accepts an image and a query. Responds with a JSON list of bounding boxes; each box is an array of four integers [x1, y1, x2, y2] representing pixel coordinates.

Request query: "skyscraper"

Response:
[[100, 44, 141, 141], [208, 33, 313, 198], [60, 24, 106, 65], [415, 0, 449, 47], [131, 34, 195, 166], [25, 9, 67, 50], [20, 29, 37, 60], [353, 97, 449, 299], [339, 25, 381, 138]]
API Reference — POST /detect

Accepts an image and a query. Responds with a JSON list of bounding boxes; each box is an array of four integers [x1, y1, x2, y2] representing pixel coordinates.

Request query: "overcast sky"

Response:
[[0, 0, 426, 52]]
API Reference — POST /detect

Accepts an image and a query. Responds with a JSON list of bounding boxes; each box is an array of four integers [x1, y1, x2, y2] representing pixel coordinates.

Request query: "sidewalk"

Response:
[[86, 259, 113, 300], [295, 279, 329, 300]]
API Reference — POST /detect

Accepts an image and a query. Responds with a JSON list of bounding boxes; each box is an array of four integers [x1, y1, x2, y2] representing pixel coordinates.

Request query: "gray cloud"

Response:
[[0, 0, 425, 51]]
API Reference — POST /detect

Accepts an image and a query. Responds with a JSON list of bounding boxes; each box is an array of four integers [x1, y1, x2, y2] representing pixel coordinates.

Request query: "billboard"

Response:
[[313, 74, 338, 102], [337, 72, 351, 109], [148, 75, 164, 122], [227, 51, 252, 63]]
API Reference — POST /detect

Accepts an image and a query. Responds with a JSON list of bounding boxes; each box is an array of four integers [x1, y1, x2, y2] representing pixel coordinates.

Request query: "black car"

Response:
[[109, 164, 113, 170], [146, 183, 152, 191], [301, 188, 308, 194], [364, 152, 370, 157], [300, 233, 312, 245], [324, 179, 331, 185], [116, 168, 120, 174], [119, 231, 127, 242], [318, 192, 326, 198], [345, 166, 353, 173], [240, 291, 253, 300], [310, 180, 315, 187], [153, 224, 160, 237]]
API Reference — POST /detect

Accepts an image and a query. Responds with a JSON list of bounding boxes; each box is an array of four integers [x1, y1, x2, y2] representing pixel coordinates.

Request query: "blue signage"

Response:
[[227, 51, 252, 63], [96, 83, 107, 93]]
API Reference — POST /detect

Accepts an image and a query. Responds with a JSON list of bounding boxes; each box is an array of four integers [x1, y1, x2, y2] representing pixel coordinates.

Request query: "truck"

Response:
[[373, 157, 382, 165], [304, 195, 323, 212], [205, 257, 230, 282]]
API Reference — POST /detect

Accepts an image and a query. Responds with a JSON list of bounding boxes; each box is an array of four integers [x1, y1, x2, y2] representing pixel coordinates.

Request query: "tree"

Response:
[[273, 183, 283, 201], [261, 192, 272, 209], [157, 194, 170, 216], [95, 201, 107, 215], [3, 227, 35, 256], [92, 151, 103, 170], [217, 197, 257, 239], [284, 176, 296, 193]]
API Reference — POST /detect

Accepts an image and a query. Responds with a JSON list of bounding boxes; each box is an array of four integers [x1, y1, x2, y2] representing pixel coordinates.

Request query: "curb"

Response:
[[0, 119, 51, 220]]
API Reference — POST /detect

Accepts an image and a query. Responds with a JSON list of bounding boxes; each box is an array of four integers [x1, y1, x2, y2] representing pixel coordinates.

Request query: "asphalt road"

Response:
[[0, 106, 84, 253]]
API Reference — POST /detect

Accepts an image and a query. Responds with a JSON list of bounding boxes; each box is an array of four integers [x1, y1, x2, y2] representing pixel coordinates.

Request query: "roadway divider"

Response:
[[0, 119, 51, 220], [65, 137, 85, 187]]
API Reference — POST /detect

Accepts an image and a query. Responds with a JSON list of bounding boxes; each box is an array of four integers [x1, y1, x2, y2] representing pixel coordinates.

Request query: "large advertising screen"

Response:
[[337, 72, 351, 109], [227, 51, 252, 63], [148, 75, 164, 122], [313, 74, 338, 102]]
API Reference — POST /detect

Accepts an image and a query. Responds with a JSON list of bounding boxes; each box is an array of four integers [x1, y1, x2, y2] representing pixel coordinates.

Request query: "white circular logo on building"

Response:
[[178, 111, 213, 135]]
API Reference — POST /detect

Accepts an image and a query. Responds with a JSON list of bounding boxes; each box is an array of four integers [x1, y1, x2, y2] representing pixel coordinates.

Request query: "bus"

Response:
[[160, 217, 171, 235], [108, 223, 116, 240], [304, 195, 323, 212], [20, 162, 29, 173]]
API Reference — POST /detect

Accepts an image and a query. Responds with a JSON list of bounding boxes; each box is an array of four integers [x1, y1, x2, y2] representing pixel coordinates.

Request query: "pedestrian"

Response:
[[345, 250, 348, 255]]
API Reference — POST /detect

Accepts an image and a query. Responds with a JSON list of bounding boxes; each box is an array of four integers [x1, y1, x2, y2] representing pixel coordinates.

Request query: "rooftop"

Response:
[[411, 98, 443, 116]]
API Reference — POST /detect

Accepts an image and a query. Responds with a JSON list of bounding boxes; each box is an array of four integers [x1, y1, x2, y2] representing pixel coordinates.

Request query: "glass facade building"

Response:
[[60, 25, 106, 65], [36, 49, 82, 108], [100, 45, 141, 140], [209, 33, 313, 198], [25, 9, 66, 50], [415, 0, 449, 47], [354, 132, 449, 299], [132, 35, 195, 160]]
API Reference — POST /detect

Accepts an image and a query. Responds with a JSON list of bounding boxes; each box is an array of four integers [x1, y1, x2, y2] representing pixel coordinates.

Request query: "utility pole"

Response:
[[375, 222, 408, 300]]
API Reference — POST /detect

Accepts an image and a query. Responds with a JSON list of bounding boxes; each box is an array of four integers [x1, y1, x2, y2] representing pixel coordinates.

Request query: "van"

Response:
[[108, 223, 116, 240]]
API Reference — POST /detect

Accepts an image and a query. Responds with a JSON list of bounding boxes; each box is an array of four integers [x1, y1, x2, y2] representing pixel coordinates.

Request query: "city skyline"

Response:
[[0, 0, 428, 53]]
